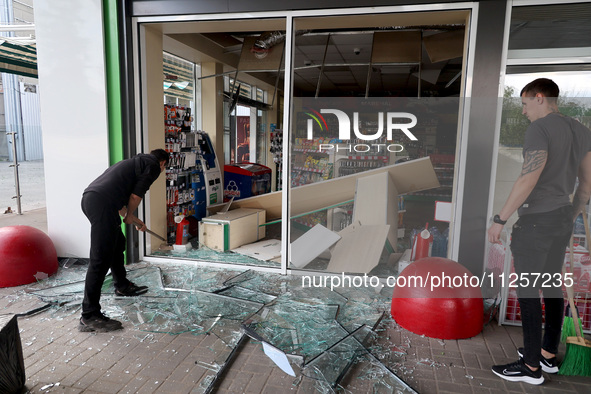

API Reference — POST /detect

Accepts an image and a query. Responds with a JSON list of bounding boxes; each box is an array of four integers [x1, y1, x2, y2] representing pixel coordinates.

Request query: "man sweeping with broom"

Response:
[[488, 78, 591, 384]]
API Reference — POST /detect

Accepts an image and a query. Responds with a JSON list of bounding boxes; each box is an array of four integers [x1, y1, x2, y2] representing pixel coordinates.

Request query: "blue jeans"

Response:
[[510, 205, 572, 368]]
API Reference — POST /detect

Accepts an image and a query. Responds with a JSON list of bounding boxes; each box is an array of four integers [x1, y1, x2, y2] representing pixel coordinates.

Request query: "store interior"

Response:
[[143, 9, 471, 276]]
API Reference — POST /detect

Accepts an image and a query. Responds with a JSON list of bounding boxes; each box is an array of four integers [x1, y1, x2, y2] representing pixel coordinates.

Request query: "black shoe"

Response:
[[115, 281, 149, 296], [517, 347, 559, 373], [491, 358, 544, 385], [79, 314, 123, 333]]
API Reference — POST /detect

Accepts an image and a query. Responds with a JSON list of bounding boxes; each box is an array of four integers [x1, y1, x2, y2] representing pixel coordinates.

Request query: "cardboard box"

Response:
[[199, 208, 266, 251], [206, 157, 440, 272], [208, 157, 440, 221], [353, 172, 398, 250]]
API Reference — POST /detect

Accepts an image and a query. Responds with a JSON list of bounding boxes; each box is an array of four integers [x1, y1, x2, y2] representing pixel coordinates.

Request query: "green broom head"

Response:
[[558, 341, 591, 376], [561, 303, 584, 343]]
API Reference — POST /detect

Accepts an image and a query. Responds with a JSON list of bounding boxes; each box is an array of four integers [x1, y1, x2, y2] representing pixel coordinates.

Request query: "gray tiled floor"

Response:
[[2, 209, 591, 393], [2, 271, 591, 394]]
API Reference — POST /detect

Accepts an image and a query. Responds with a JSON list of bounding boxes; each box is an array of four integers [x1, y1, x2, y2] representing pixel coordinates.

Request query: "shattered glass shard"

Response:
[[151, 245, 281, 268], [23, 262, 416, 393], [302, 325, 374, 386], [216, 285, 277, 304], [244, 301, 346, 360]]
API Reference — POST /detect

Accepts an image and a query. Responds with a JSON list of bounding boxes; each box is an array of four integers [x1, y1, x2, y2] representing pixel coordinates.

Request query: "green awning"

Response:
[[0, 40, 37, 78]]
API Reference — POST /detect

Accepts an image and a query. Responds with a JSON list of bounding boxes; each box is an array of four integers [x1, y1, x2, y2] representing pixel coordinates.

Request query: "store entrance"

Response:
[[140, 17, 286, 270], [139, 8, 471, 276], [287, 10, 470, 277]]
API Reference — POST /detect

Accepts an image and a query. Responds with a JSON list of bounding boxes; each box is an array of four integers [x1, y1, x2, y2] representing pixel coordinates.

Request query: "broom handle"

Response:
[[565, 208, 591, 340], [565, 267, 583, 340], [582, 208, 591, 256], [566, 236, 583, 339]]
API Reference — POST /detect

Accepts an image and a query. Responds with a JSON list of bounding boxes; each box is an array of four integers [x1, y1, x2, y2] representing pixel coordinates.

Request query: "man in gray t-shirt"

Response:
[[520, 113, 591, 216], [488, 78, 591, 385]]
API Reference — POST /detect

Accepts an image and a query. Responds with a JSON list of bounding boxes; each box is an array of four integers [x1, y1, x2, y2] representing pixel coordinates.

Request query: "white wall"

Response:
[[34, 0, 109, 257]]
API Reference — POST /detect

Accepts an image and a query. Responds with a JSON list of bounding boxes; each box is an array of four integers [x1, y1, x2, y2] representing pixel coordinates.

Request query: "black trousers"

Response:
[[510, 205, 572, 368], [81, 191, 130, 319]]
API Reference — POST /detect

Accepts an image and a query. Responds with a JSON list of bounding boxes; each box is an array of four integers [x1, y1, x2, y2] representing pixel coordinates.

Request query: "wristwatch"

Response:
[[493, 214, 507, 225]]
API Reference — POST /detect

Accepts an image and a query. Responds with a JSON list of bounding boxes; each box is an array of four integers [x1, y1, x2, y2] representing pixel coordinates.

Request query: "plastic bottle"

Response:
[[175, 215, 190, 245], [411, 223, 433, 261]]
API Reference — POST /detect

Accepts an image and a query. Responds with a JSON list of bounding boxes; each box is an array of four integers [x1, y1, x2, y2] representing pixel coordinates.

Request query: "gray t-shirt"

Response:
[[519, 112, 591, 216]]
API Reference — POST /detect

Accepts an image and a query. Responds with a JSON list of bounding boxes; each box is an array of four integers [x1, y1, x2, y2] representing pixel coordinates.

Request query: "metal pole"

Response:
[[9, 131, 22, 214], [314, 34, 331, 98]]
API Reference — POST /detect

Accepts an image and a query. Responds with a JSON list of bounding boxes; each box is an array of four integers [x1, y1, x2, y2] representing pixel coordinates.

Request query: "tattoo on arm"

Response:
[[521, 150, 547, 176]]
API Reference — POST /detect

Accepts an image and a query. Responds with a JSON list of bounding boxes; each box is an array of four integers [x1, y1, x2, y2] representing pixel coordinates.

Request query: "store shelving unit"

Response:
[[164, 104, 209, 242], [336, 155, 389, 177], [407, 154, 454, 202], [290, 139, 334, 187]]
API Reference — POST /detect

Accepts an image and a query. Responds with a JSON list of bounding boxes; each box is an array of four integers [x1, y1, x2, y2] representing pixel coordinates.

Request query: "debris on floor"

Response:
[[22, 262, 418, 393]]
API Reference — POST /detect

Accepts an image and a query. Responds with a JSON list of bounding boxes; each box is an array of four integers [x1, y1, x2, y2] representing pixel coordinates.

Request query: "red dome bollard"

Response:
[[0, 226, 58, 288], [391, 257, 483, 339]]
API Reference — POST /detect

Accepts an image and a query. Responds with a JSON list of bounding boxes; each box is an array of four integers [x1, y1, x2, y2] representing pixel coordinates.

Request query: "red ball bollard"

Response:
[[391, 257, 483, 339], [0, 226, 58, 288]]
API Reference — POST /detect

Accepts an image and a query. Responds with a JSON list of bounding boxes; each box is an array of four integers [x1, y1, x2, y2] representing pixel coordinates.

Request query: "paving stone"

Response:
[[470, 385, 492, 394], [59, 366, 95, 387], [119, 375, 151, 394], [434, 365, 453, 382], [261, 384, 297, 393], [110, 355, 144, 374], [102, 369, 134, 386], [414, 345, 432, 360], [570, 381, 591, 394], [437, 380, 473, 393], [158, 379, 193, 394], [66, 366, 105, 390], [165, 360, 197, 382], [27, 383, 83, 394], [449, 365, 479, 384], [182, 362, 208, 385], [156, 340, 195, 363], [244, 372, 271, 393], [416, 377, 437, 393], [476, 353, 495, 370], [433, 354, 465, 368], [86, 378, 127, 394], [31, 362, 74, 384], [8, 262, 591, 394], [23, 357, 53, 378], [227, 371, 253, 392]]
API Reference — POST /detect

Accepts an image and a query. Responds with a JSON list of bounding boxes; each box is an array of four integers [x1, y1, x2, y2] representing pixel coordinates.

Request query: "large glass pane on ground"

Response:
[[24, 261, 416, 391]]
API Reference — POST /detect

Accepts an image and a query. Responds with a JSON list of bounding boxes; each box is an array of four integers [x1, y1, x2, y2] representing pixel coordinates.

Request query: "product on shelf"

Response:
[[164, 104, 221, 243]]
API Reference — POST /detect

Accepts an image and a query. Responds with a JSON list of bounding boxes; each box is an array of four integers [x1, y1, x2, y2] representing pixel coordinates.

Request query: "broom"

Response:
[[558, 212, 591, 376], [560, 237, 584, 343]]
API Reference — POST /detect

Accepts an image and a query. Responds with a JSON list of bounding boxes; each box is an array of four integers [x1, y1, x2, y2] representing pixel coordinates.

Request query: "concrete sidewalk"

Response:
[[0, 159, 46, 214], [0, 159, 48, 233], [0, 207, 48, 233]]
